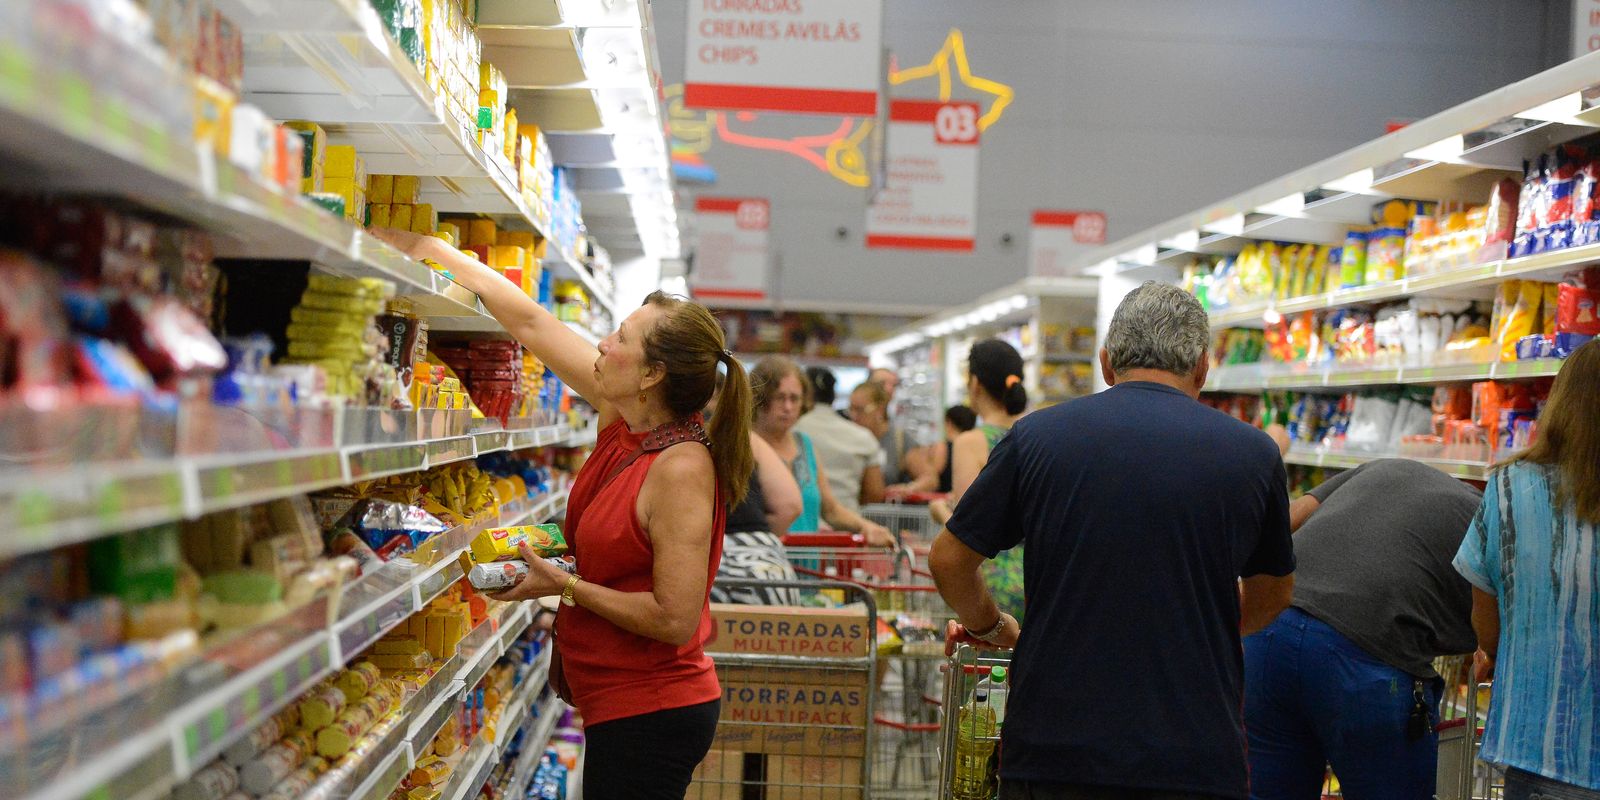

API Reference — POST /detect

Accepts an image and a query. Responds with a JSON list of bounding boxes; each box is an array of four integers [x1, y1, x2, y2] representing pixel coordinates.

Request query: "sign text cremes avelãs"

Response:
[[685, 0, 883, 115]]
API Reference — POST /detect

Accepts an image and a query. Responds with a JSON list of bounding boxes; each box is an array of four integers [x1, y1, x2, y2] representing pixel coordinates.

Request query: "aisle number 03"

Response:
[[934, 104, 980, 144]]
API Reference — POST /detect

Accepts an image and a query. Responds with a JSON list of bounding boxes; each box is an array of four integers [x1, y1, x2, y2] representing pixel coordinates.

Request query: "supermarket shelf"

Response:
[[1042, 352, 1096, 365], [1283, 446, 1491, 480], [14, 491, 563, 800], [504, 693, 567, 799], [1207, 241, 1600, 329], [220, 0, 618, 318], [569, 748, 586, 800], [0, 419, 588, 560], [1205, 358, 1566, 393]]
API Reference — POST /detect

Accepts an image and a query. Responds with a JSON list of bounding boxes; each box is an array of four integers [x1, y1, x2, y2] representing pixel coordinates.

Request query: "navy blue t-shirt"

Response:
[[948, 381, 1293, 797]]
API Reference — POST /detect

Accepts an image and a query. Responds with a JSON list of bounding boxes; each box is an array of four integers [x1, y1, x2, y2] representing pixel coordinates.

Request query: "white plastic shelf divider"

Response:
[[1283, 446, 1490, 480], [0, 421, 587, 560], [1204, 358, 1565, 393]]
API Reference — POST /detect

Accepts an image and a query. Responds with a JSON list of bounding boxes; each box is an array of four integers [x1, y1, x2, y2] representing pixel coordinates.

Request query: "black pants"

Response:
[[1000, 781, 1227, 800], [582, 699, 720, 800]]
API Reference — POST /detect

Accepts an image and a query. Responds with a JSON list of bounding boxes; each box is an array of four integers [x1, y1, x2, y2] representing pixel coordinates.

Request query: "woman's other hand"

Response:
[[487, 541, 574, 602], [861, 521, 896, 548]]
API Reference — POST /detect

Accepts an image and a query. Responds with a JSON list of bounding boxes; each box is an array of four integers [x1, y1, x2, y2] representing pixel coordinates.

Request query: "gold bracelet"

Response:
[[560, 574, 582, 607]]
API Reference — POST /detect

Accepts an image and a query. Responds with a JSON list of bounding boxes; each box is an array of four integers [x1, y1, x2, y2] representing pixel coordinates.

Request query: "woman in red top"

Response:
[[371, 228, 753, 800]]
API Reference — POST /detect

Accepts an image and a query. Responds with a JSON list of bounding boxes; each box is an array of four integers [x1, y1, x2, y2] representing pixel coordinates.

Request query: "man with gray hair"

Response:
[[930, 281, 1295, 800]]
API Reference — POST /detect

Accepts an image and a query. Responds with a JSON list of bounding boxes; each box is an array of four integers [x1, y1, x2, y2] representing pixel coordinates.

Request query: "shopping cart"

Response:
[[1434, 655, 1502, 800], [861, 500, 944, 549], [937, 644, 1011, 800], [780, 533, 955, 798], [688, 578, 878, 800]]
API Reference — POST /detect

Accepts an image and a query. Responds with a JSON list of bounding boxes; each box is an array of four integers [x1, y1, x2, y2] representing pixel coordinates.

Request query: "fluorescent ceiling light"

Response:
[[1515, 92, 1585, 123], [1404, 134, 1465, 162], [1088, 258, 1117, 276], [1322, 168, 1375, 194], [659, 275, 688, 295], [1200, 213, 1245, 237], [1160, 229, 1200, 251], [1255, 193, 1305, 217], [1007, 294, 1028, 311], [1117, 244, 1158, 266]]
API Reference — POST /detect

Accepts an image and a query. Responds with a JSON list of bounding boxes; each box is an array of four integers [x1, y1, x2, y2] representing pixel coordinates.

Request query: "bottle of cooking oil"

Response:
[[952, 681, 998, 799]]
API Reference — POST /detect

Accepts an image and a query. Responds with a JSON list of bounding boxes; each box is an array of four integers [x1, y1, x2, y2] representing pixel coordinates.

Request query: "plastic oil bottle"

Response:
[[952, 675, 999, 799]]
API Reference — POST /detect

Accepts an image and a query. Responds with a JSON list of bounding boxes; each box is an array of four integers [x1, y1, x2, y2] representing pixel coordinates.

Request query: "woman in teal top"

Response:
[[751, 356, 894, 544], [1454, 340, 1600, 796], [930, 339, 1029, 620]]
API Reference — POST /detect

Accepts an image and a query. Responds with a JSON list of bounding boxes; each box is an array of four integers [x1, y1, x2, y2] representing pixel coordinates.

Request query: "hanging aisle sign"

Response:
[[1029, 210, 1107, 277], [865, 100, 979, 251], [691, 197, 771, 303], [684, 0, 884, 116]]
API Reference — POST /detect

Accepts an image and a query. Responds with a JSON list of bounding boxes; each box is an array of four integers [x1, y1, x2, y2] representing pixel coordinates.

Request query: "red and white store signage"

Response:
[[692, 197, 771, 302], [1575, 0, 1600, 57], [865, 100, 980, 252], [1029, 210, 1107, 277], [683, 0, 883, 116]]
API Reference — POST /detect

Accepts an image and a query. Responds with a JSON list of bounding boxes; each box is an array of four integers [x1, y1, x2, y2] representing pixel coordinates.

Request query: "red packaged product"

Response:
[[1486, 178, 1520, 244]]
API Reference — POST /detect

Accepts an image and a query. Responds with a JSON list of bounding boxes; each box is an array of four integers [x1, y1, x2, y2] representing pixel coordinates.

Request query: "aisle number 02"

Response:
[[735, 199, 770, 231], [934, 103, 980, 145]]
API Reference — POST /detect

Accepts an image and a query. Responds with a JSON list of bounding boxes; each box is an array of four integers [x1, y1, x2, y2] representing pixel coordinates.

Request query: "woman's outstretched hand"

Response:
[[369, 226, 448, 262]]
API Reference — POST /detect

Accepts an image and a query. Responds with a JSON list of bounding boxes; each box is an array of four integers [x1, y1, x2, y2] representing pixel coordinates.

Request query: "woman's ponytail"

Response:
[[709, 352, 755, 508]]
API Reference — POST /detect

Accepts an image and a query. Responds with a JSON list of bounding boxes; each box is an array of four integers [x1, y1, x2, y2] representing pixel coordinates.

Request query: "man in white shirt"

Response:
[[794, 368, 885, 514]]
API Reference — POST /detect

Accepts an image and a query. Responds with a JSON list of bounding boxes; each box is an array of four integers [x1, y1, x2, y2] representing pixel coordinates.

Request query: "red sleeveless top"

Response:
[[554, 416, 726, 726]]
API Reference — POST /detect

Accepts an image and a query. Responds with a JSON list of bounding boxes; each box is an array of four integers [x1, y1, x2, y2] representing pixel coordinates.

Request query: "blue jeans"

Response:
[[1504, 768, 1600, 800], [1243, 607, 1442, 800]]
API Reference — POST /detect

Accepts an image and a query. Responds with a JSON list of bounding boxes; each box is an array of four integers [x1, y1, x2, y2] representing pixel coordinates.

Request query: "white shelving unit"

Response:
[[1021, 50, 1600, 479]]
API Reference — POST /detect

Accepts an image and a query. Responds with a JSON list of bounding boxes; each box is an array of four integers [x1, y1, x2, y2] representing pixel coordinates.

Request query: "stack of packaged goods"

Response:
[[368, 174, 436, 237], [516, 124, 557, 232], [1038, 323, 1097, 401], [1509, 142, 1600, 258], [285, 276, 401, 403], [1205, 375, 1550, 463], [414, 0, 484, 145], [1208, 265, 1600, 373], [552, 280, 592, 328], [432, 340, 527, 426], [549, 168, 585, 264], [442, 216, 546, 301], [1185, 198, 1514, 311], [0, 198, 226, 409]]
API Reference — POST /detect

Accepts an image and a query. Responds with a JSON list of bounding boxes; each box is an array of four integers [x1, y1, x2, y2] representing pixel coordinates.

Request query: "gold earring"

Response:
[[638, 390, 646, 405]]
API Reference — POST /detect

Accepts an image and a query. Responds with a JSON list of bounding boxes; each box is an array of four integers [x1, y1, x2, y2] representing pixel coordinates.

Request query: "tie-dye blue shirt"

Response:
[[1453, 461, 1600, 789]]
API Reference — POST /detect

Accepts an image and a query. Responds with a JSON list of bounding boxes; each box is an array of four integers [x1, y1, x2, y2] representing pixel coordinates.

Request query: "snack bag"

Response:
[[1497, 281, 1541, 361]]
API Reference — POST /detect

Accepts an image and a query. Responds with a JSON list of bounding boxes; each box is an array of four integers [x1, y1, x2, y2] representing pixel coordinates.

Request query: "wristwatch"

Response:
[[560, 574, 582, 607], [968, 616, 1008, 644]]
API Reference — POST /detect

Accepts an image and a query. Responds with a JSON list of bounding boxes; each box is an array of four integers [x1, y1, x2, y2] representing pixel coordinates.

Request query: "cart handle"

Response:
[[782, 532, 866, 547]]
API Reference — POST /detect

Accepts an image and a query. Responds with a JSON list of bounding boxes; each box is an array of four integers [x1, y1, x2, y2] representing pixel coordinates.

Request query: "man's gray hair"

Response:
[[1104, 281, 1210, 375]]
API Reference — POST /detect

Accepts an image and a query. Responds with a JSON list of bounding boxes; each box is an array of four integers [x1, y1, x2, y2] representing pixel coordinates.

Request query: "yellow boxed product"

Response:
[[468, 219, 497, 247], [437, 222, 460, 246], [423, 615, 446, 658], [441, 614, 467, 657], [489, 245, 525, 271], [394, 175, 421, 205], [370, 651, 432, 670], [504, 108, 518, 162], [497, 230, 534, 248], [323, 177, 365, 222], [368, 174, 394, 205], [368, 203, 392, 229], [324, 145, 361, 178], [412, 203, 438, 234], [374, 635, 425, 656], [390, 204, 414, 233], [194, 78, 235, 157]]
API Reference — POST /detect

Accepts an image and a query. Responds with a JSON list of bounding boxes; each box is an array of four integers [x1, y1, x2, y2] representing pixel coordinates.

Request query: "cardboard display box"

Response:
[[707, 603, 872, 659]]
